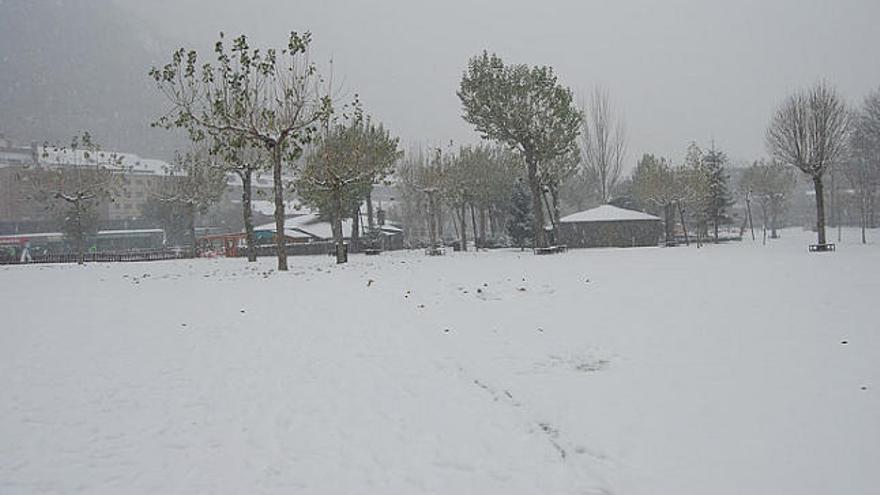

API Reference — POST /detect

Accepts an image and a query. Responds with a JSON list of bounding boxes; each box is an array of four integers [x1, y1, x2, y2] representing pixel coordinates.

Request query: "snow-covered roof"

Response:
[[225, 174, 278, 189], [560, 205, 661, 223], [254, 214, 352, 240], [249, 200, 310, 217], [37, 147, 171, 176], [254, 214, 403, 240]]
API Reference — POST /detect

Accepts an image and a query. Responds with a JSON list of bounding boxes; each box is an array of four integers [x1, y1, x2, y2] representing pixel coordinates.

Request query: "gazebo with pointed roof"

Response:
[[557, 205, 663, 248]]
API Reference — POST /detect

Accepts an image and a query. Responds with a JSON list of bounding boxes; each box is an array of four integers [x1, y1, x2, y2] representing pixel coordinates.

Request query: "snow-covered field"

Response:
[[1, 229, 878, 494]]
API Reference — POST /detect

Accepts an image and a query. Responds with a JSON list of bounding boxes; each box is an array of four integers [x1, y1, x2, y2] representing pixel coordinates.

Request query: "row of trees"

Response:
[[457, 52, 635, 248], [25, 31, 401, 268], [33, 38, 879, 264], [456, 52, 880, 250], [150, 32, 404, 268], [844, 89, 880, 243], [627, 142, 734, 245], [395, 144, 522, 251]]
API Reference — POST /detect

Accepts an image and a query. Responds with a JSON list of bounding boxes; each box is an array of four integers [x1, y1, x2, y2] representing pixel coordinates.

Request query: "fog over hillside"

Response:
[[0, 0, 182, 157], [2, 0, 880, 163]]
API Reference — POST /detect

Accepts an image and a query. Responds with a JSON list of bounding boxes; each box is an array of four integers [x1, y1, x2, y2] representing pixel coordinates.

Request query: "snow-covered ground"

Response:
[[1, 229, 878, 494]]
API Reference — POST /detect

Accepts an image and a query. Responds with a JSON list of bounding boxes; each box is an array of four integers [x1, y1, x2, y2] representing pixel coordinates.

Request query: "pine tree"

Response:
[[508, 178, 534, 250], [701, 145, 734, 242]]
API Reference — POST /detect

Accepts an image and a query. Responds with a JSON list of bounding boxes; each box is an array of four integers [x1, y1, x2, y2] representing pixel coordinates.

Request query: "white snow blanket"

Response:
[[1, 229, 878, 494]]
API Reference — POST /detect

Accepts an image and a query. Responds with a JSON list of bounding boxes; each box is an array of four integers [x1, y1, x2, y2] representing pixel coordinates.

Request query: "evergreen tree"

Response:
[[507, 179, 534, 250], [701, 145, 734, 242]]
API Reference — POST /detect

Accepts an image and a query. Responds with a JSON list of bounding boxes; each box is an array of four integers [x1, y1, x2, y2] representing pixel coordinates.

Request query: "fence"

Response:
[[251, 242, 339, 258], [1, 248, 194, 265]]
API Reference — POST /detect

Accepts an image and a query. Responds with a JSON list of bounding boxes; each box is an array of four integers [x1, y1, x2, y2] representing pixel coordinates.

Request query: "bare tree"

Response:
[[580, 88, 627, 203], [440, 146, 475, 251], [152, 148, 227, 253], [437, 144, 519, 250], [766, 81, 850, 246], [394, 148, 432, 244], [151, 32, 332, 270], [739, 160, 797, 243], [25, 132, 125, 264], [845, 88, 880, 243]]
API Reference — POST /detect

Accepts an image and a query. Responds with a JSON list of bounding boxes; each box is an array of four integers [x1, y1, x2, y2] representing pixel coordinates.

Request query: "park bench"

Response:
[[809, 243, 836, 252], [534, 245, 567, 255], [364, 248, 382, 256]]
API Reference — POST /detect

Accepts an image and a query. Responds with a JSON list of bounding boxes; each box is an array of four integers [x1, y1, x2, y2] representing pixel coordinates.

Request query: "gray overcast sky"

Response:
[[122, 0, 880, 167]]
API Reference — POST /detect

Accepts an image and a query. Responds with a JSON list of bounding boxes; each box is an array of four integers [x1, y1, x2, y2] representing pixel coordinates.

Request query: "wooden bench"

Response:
[[425, 247, 445, 256], [809, 243, 836, 252], [534, 245, 567, 255], [364, 248, 382, 256]]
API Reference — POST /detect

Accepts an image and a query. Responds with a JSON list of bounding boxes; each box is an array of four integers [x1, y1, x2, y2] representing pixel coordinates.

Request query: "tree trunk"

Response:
[[241, 170, 257, 262], [861, 193, 868, 244], [541, 189, 555, 232], [869, 193, 876, 229], [459, 204, 468, 251], [271, 144, 288, 271], [678, 202, 690, 246], [550, 186, 561, 226], [332, 190, 347, 264], [423, 199, 433, 245], [526, 158, 547, 248], [188, 202, 197, 255], [770, 201, 779, 239], [745, 195, 756, 240], [488, 205, 497, 237], [479, 206, 487, 247], [813, 175, 827, 245], [74, 199, 84, 265], [436, 202, 444, 239], [664, 203, 675, 244], [831, 169, 841, 243], [470, 203, 479, 250], [426, 193, 438, 250], [350, 206, 361, 253], [761, 204, 768, 246], [366, 189, 375, 230]]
